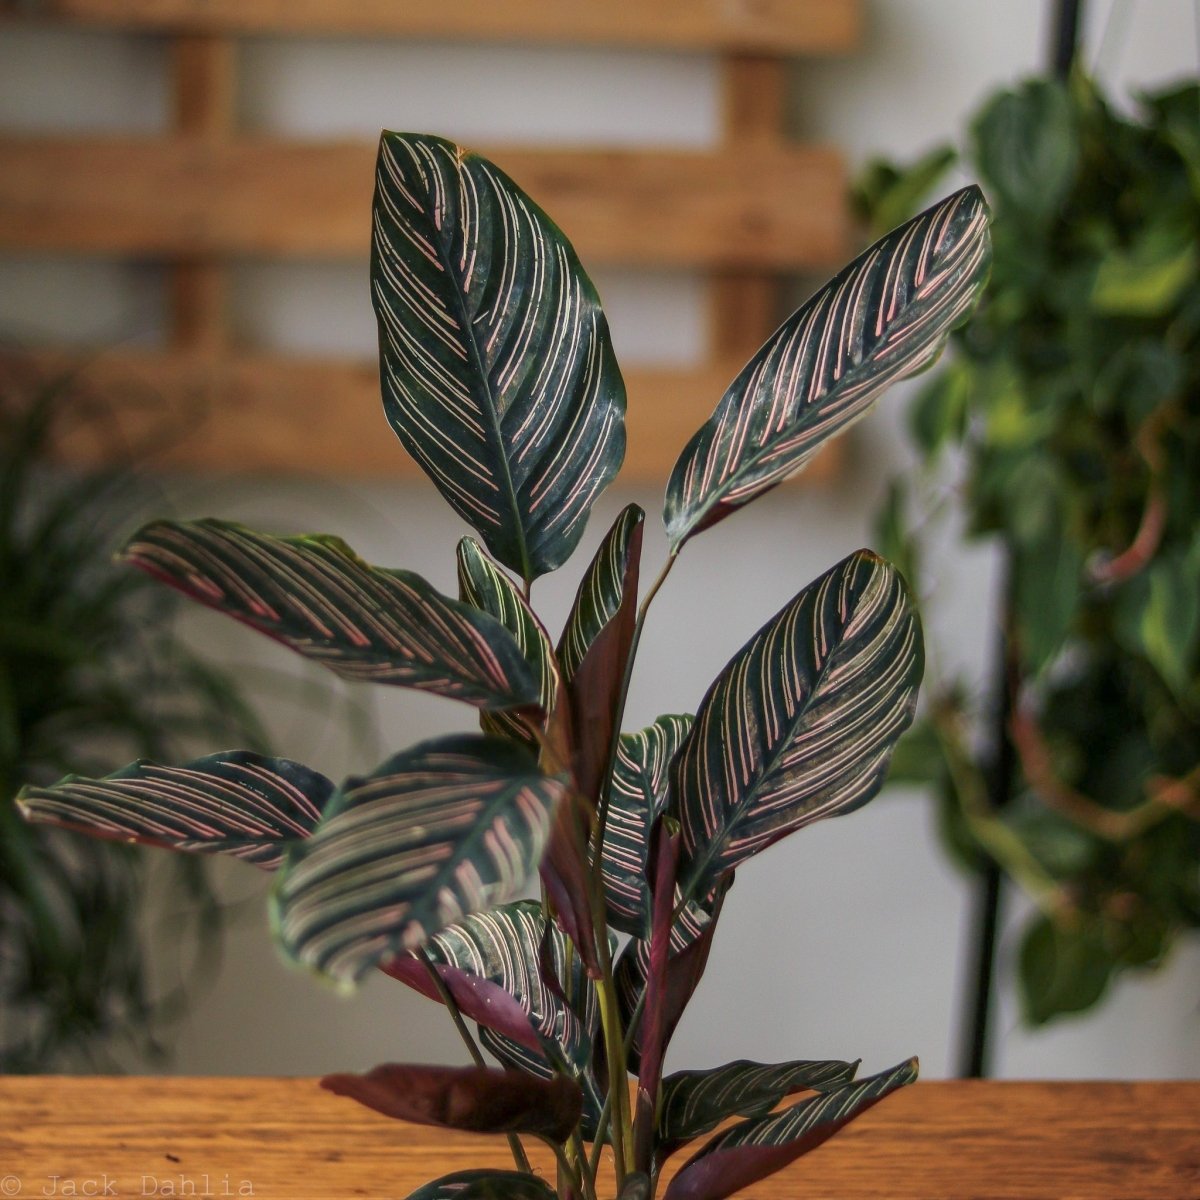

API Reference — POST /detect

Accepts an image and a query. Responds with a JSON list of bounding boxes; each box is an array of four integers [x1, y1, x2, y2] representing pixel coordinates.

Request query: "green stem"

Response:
[[417, 949, 534, 1176], [587, 990, 648, 1179]]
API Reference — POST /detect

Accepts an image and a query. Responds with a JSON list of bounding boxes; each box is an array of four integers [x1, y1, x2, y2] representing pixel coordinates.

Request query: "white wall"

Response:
[[1, 1, 1196, 1081]]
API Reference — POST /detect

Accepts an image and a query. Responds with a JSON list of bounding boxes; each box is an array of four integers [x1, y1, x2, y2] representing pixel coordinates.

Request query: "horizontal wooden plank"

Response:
[[2, 0, 863, 54], [2, 346, 840, 485], [0, 136, 848, 270], [1, 1077, 1197, 1199]]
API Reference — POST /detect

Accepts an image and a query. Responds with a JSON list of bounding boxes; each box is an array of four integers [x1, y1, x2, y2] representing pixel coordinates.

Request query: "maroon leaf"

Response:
[[380, 957, 545, 1059], [321, 1063, 583, 1142], [558, 505, 644, 805]]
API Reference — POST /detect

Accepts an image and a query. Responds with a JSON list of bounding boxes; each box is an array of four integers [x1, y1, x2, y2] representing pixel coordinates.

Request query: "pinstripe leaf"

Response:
[[656, 1058, 860, 1157], [17, 751, 332, 870], [123, 519, 539, 711], [373, 132, 626, 582], [457, 536, 557, 752], [664, 187, 990, 550], [671, 551, 923, 900], [602, 714, 693, 935], [662, 1058, 919, 1200], [405, 1171, 557, 1200], [271, 736, 566, 985]]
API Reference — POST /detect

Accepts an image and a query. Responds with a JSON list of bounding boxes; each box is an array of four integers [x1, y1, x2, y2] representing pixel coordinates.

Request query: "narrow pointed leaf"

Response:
[[272, 736, 566, 984], [17, 751, 332, 870], [457, 535, 557, 750], [406, 1172, 557, 1200], [663, 1058, 919, 1200], [373, 131, 626, 581], [381, 957, 544, 1058], [657, 1058, 861, 1155], [602, 714, 693, 935], [615, 878, 730, 1071], [671, 551, 923, 899], [123, 519, 538, 710], [664, 187, 990, 549], [558, 504, 644, 805], [321, 1063, 582, 1142]]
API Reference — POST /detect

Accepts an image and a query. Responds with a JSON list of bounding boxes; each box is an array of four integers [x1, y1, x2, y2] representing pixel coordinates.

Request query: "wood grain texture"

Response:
[[0, 136, 847, 270], [0, 1078, 1195, 1199], [2, 347, 840, 484], [1, 0, 863, 53]]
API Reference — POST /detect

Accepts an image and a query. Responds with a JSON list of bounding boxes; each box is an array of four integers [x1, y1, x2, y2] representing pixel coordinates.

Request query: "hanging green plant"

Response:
[[856, 72, 1200, 1029], [0, 378, 270, 1070], [18, 132, 990, 1196]]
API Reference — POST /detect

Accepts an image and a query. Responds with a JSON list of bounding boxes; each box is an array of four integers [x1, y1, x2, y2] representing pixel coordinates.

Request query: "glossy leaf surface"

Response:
[[657, 1058, 860, 1153], [671, 551, 923, 898], [373, 131, 626, 581], [321, 1063, 581, 1141], [663, 1058, 919, 1200], [272, 737, 565, 984], [17, 751, 331, 870], [602, 714, 693, 935], [123, 519, 538, 711], [406, 1172, 557, 1200], [664, 187, 990, 550]]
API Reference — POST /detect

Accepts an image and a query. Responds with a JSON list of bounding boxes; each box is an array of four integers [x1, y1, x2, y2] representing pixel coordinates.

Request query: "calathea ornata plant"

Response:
[[18, 134, 989, 1199]]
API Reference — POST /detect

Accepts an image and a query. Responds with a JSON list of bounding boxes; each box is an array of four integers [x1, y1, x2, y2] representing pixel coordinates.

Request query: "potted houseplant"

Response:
[[17, 132, 990, 1199], [857, 70, 1200, 1070]]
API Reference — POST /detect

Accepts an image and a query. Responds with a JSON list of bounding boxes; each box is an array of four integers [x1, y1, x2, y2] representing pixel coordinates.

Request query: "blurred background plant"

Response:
[[856, 62, 1200, 1073], [0, 364, 270, 1071]]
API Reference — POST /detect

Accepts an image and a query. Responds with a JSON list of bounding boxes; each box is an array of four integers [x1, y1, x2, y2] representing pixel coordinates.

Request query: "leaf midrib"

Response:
[[427, 150, 534, 585]]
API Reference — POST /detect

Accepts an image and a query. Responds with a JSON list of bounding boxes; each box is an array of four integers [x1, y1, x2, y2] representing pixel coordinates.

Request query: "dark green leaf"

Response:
[[602, 714, 693, 935], [17, 751, 332, 870], [670, 551, 924, 899], [1091, 225, 1195, 316], [657, 1058, 860, 1154], [271, 736, 566, 985], [663, 1058, 918, 1200], [1019, 914, 1113, 1025], [457, 536, 557, 750], [123, 519, 539, 711], [663, 187, 990, 551], [971, 79, 1078, 222], [852, 145, 958, 238], [405, 1171, 557, 1200], [372, 132, 626, 582], [321, 1063, 582, 1141]]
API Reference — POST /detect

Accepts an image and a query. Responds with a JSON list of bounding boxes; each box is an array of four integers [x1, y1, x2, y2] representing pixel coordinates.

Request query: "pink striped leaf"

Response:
[[601, 714, 693, 936], [457, 535, 557, 754], [122, 519, 539, 711], [373, 132, 626, 583], [670, 551, 923, 900], [662, 1058, 919, 1200], [664, 187, 990, 550], [656, 1057, 861, 1161], [17, 751, 332, 870], [271, 735, 566, 986]]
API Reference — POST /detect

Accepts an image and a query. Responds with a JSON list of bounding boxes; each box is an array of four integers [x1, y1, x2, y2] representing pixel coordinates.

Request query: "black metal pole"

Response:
[[956, 0, 1084, 1080]]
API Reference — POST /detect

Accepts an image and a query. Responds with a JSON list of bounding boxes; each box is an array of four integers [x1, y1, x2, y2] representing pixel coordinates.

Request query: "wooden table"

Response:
[[1, 1078, 1197, 1199]]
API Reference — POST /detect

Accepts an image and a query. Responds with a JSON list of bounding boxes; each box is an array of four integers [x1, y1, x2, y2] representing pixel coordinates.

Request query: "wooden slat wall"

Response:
[[0, 2, 861, 482]]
